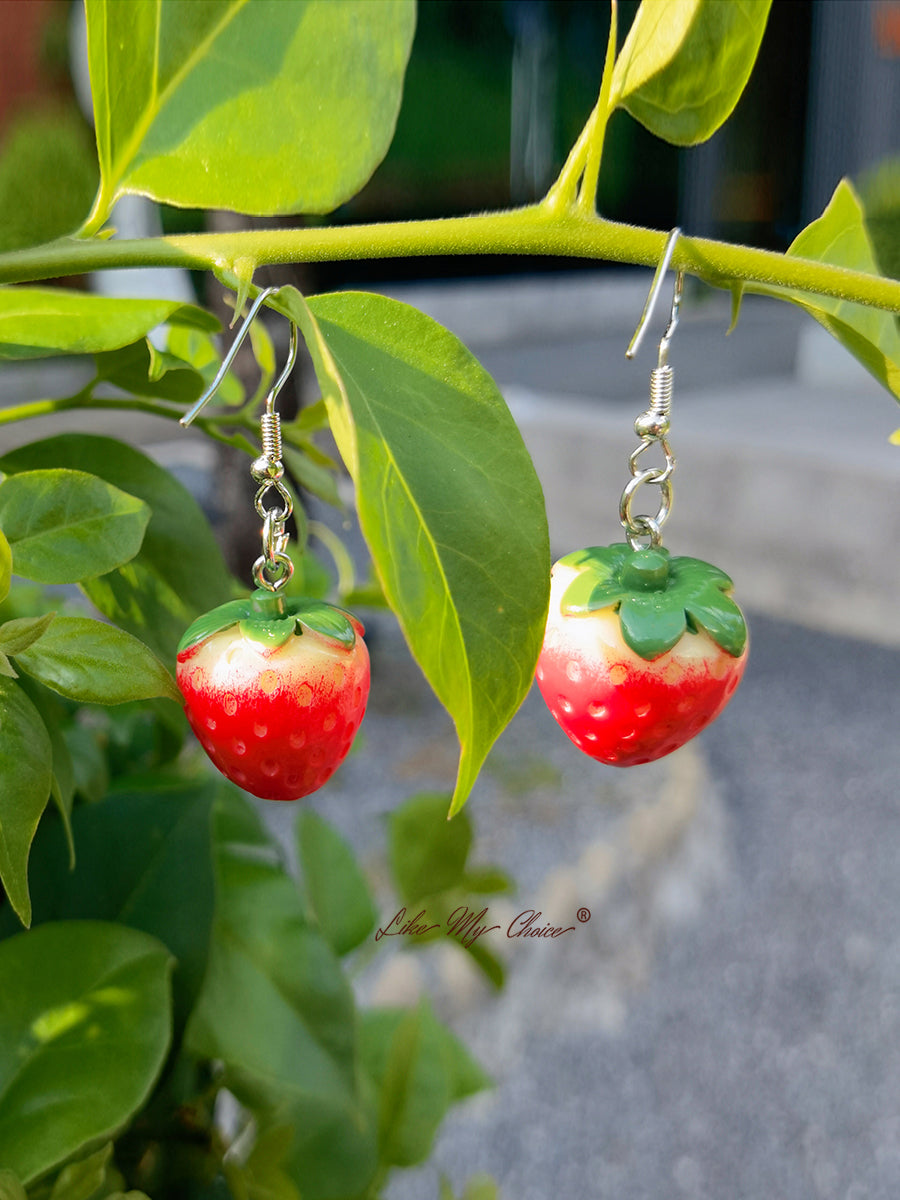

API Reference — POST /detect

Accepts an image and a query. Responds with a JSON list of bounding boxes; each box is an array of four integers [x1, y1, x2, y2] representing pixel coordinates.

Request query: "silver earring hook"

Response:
[[625, 228, 684, 366], [180, 286, 298, 427]]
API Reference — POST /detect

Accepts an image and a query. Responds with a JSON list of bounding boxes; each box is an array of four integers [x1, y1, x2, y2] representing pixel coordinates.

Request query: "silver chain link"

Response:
[[251, 404, 295, 592]]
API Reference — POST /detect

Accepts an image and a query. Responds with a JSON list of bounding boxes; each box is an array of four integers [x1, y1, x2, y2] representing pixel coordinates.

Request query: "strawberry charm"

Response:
[[177, 592, 369, 801], [176, 287, 369, 801], [538, 230, 748, 766], [536, 544, 747, 766]]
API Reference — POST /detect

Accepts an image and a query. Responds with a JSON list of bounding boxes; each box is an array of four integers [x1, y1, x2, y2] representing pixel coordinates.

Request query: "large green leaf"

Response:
[[0, 531, 10, 604], [85, 0, 416, 220], [0, 289, 217, 361], [0, 436, 235, 662], [745, 179, 900, 405], [185, 788, 378, 1199], [610, 0, 772, 145], [0, 470, 149, 585], [0, 679, 52, 927], [0, 920, 172, 1184], [389, 792, 473, 905], [285, 288, 550, 817], [360, 1000, 491, 1169], [13, 616, 180, 705], [0, 1171, 25, 1200], [0, 776, 219, 1035], [297, 811, 378, 957]]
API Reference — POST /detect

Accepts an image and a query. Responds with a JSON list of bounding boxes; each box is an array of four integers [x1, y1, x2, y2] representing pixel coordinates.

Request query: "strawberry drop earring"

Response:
[[176, 288, 369, 800], [536, 231, 748, 766]]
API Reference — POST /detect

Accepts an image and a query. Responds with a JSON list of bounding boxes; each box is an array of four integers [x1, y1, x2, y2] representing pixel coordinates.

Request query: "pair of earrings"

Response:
[[175, 241, 747, 803]]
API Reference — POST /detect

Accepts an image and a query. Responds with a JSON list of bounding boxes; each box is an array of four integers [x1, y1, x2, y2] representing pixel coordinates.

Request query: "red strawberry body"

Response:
[[536, 547, 748, 767], [177, 593, 369, 801]]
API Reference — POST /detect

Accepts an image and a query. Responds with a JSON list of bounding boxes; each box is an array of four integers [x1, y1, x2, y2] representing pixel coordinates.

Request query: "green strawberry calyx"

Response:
[[177, 589, 359, 655], [558, 543, 747, 661]]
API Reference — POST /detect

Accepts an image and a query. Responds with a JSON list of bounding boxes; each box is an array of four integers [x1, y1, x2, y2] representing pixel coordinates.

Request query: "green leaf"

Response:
[[746, 179, 900, 403], [0, 613, 55, 656], [389, 793, 473, 905], [610, 0, 772, 146], [292, 288, 550, 817], [460, 865, 514, 896], [14, 675, 76, 871], [0, 679, 52, 927], [0, 436, 235, 662], [297, 811, 378, 957], [0, 530, 10, 604], [226, 1124, 302, 1200], [85, 0, 415, 220], [0, 653, 15, 679], [462, 1176, 501, 1200], [360, 1000, 490, 1168], [0, 288, 218, 361], [14, 616, 179, 705], [93, 339, 206, 405], [185, 788, 378, 1200], [0, 775, 219, 1036], [0, 921, 172, 1184], [0, 1171, 25, 1200], [282, 443, 342, 509], [47, 1143, 113, 1200], [0, 470, 149, 585]]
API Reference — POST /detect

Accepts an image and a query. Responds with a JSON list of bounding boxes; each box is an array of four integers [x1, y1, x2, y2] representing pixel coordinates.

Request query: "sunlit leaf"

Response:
[[85, 0, 415, 220], [280, 288, 550, 817], [611, 0, 772, 145], [0, 469, 149, 585], [0, 436, 235, 662], [13, 616, 180, 705], [0, 289, 217, 361], [747, 180, 900, 403], [0, 921, 172, 1183]]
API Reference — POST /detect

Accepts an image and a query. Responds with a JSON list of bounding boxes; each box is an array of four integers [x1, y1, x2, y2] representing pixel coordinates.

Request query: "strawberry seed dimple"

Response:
[[259, 670, 279, 695], [223, 694, 238, 716], [233, 740, 246, 756], [323, 713, 337, 733], [635, 703, 652, 719], [535, 665, 544, 682], [566, 660, 582, 683], [206, 717, 217, 731], [296, 682, 313, 707], [289, 730, 306, 749], [262, 758, 280, 777], [253, 722, 267, 738], [588, 702, 607, 719]]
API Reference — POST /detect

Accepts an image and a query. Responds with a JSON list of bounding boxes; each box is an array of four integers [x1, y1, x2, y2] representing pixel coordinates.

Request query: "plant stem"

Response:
[[2, 210, 900, 314], [577, 0, 618, 218]]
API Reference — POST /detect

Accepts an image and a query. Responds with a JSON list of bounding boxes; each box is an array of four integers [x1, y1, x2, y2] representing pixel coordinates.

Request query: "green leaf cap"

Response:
[[177, 590, 359, 655], [558, 543, 747, 661]]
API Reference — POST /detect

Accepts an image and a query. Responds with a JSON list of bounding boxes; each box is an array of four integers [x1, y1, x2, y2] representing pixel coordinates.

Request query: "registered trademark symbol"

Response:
[[576, 907, 591, 923]]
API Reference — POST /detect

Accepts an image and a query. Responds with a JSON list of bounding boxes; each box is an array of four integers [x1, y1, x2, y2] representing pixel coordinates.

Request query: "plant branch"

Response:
[[577, 0, 618, 217], [2, 211, 900, 314]]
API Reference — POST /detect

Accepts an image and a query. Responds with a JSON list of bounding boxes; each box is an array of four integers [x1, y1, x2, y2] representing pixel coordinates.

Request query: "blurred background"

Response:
[[2, 3, 900, 1199]]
